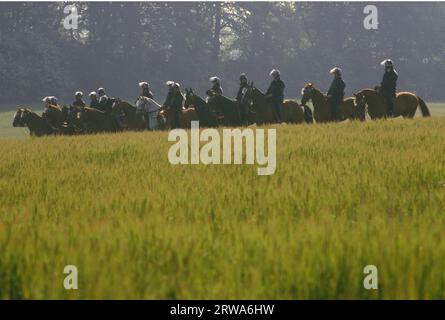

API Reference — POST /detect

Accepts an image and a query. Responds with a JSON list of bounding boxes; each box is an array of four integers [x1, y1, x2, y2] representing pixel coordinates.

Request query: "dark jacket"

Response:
[[211, 84, 223, 96], [236, 82, 249, 102], [98, 95, 112, 112], [266, 79, 285, 103], [381, 68, 398, 96], [73, 99, 86, 108], [164, 91, 184, 110], [327, 77, 346, 104], [142, 88, 154, 99], [90, 99, 99, 109]]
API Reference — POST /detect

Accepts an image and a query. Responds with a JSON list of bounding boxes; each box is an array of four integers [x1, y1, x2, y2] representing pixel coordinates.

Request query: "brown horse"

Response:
[[242, 83, 306, 125], [354, 88, 430, 119], [112, 100, 146, 131], [15, 108, 55, 136], [184, 89, 219, 127], [300, 83, 365, 123], [158, 106, 199, 129]]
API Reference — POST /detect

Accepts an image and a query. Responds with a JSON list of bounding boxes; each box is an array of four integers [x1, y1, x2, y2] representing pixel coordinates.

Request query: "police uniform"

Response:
[[381, 66, 398, 116], [266, 76, 285, 123], [327, 71, 345, 120]]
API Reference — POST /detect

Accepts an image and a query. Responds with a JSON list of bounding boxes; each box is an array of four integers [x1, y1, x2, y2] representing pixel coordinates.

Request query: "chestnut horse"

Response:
[[353, 88, 430, 119], [242, 83, 306, 125], [158, 106, 199, 129], [300, 83, 365, 123]]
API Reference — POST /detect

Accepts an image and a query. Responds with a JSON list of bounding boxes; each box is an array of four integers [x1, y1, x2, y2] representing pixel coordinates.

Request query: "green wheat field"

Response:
[[0, 104, 444, 299]]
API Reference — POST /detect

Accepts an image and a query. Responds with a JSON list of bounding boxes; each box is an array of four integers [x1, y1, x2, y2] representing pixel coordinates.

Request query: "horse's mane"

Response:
[[252, 86, 265, 96], [218, 95, 237, 104], [360, 88, 378, 95], [83, 107, 105, 114], [192, 92, 207, 104]]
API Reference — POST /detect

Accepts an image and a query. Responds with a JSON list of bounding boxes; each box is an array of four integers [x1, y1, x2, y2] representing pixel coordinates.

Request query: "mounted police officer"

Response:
[[236, 73, 249, 124], [49, 96, 58, 106], [236, 73, 249, 102], [380, 59, 398, 117], [266, 69, 285, 123], [73, 91, 86, 108], [42, 96, 52, 111], [89, 91, 99, 109], [139, 81, 154, 99], [208, 76, 223, 97], [97, 87, 111, 113], [42, 96, 59, 130], [327, 67, 345, 121], [163, 81, 184, 129]]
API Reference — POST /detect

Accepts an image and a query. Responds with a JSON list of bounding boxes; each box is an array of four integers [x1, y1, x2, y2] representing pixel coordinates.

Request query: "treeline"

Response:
[[0, 2, 444, 105]]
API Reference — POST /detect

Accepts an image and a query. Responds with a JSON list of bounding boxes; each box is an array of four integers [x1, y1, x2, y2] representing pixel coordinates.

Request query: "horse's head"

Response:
[[241, 82, 256, 105], [184, 88, 194, 108], [301, 83, 315, 105], [20, 108, 34, 125], [13, 108, 26, 127]]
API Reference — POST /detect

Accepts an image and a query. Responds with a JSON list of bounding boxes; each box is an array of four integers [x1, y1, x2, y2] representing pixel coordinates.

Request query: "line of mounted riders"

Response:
[[13, 59, 430, 137]]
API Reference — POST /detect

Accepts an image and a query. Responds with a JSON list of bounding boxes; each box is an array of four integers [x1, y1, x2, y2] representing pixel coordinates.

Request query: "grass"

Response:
[[0, 106, 444, 299]]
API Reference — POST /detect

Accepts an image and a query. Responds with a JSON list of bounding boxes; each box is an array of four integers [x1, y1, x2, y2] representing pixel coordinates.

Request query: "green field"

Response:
[[0, 106, 444, 299]]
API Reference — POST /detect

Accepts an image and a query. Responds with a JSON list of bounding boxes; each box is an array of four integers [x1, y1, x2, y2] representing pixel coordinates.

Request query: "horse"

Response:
[[112, 100, 146, 131], [353, 87, 431, 119], [207, 94, 243, 127], [300, 83, 365, 123], [158, 105, 199, 130], [16, 108, 55, 136], [135, 96, 162, 130], [12, 108, 27, 127], [77, 107, 120, 133], [184, 89, 219, 127], [61, 105, 84, 134], [42, 104, 66, 130], [242, 83, 306, 125]]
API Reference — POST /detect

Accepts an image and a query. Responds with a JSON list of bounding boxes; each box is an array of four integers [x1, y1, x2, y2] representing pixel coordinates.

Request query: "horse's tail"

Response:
[[417, 96, 431, 117]]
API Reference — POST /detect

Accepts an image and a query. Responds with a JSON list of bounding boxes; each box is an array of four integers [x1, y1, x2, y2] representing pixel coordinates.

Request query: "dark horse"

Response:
[[206, 92, 244, 127], [184, 89, 219, 127], [112, 99, 146, 131], [77, 107, 121, 133], [13, 108, 55, 136]]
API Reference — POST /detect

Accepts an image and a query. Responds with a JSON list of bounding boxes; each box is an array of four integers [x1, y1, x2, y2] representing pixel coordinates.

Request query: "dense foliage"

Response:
[[1, 2, 444, 104]]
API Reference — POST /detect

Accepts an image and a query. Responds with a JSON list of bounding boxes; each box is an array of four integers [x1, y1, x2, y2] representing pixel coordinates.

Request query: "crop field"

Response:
[[0, 105, 444, 299]]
